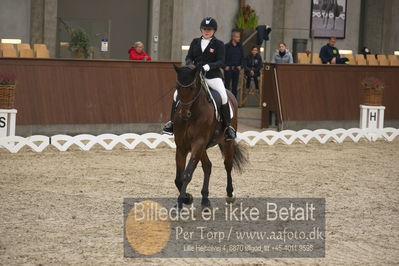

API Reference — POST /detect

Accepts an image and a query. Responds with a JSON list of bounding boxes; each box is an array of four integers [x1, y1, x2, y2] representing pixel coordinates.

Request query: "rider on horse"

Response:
[[162, 17, 236, 141]]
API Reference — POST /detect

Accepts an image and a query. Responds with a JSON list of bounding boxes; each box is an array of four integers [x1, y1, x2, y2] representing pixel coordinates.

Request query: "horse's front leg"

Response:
[[177, 141, 205, 209], [175, 147, 187, 193]]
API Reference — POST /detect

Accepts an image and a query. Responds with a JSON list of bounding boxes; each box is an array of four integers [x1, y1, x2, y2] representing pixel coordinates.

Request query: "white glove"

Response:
[[202, 64, 210, 72]]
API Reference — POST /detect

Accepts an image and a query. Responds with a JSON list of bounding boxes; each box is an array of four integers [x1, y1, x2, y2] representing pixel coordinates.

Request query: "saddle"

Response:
[[200, 76, 233, 121]]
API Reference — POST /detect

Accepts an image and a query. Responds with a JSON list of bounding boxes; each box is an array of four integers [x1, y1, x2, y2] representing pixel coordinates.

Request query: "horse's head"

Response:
[[173, 64, 200, 120]]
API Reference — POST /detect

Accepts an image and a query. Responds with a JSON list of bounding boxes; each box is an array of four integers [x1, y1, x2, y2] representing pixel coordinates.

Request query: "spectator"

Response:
[[244, 46, 263, 90], [224, 31, 244, 98], [319, 37, 348, 64], [271, 42, 293, 63], [128, 41, 152, 61], [360, 46, 371, 57]]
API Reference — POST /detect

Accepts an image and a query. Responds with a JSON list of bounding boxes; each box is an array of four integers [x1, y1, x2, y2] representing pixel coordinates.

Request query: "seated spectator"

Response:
[[319, 37, 348, 64], [244, 46, 263, 90], [271, 42, 293, 63], [128, 41, 152, 61], [360, 46, 371, 56]]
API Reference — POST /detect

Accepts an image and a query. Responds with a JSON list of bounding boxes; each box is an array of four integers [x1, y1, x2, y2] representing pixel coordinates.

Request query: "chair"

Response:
[[388, 55, 399, 66], [19, 48, 34, 58], [0, 43, 15, 50], [17, 43, 31, 51], [2, 48, 17, 57], [355, 54, 367, 65], [311, 53, 322, 64], [345, 54, 356, 65], [239, 70, 263, 107], [36, 48, 50, 58], [376, 55, 389, 66], [297, 53, 310, 64], [34, 44, 47, 52], [366, 54, 379, 65]]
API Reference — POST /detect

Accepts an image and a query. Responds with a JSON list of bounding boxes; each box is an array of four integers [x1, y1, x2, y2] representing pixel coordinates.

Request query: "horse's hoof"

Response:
[[202, 207, 211, 213], [183, 193, 193, 205], [201, 198, 211, 210], [171, 204, 179, 214], [225, 192, 236, 204]]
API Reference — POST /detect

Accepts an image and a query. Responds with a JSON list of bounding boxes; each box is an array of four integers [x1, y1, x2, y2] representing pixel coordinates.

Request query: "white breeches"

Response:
[[173, 77, 228, 104]]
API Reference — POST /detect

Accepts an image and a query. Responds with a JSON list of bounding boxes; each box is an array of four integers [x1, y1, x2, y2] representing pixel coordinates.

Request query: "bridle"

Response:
[[176, 76, 202, 108]]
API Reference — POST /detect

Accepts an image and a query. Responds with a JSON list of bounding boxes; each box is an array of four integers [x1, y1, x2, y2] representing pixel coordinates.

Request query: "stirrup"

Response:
[[224, 126, 236, 141], [162, 121, 174, 135]]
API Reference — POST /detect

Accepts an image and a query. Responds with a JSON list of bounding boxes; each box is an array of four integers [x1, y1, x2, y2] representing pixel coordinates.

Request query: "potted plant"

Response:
[[68, 28, 91, 59], [235, 4, 258, 29], [0, 73, 17, 109], [360, 77, 384, 106], [235, 4, 259, 55], [59, 18, 92, 59]]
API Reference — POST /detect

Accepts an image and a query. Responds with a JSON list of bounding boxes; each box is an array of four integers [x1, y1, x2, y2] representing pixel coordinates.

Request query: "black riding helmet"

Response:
[[200, 17, 218, 31]]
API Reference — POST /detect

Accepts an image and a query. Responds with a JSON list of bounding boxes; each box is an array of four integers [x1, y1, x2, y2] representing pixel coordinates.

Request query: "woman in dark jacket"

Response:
[[162, 17, 236, 140], [244, 46, 263, 90]]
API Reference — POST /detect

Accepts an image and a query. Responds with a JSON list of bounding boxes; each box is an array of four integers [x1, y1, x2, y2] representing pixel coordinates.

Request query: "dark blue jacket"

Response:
[[244, 54, 263, 73], [224, 41, 244, 67], [319, 44, 340, 64], [185, 37, 225, 79]]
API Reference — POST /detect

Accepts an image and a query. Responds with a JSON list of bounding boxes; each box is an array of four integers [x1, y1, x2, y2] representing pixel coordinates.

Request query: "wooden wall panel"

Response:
[[263, 63, 399, 127], [0, 58, 178, 125]]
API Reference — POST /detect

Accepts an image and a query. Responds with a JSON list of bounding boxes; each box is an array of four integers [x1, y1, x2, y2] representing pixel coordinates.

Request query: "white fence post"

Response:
[[359, 105, 385, 130], [0, 109, 17, 138]]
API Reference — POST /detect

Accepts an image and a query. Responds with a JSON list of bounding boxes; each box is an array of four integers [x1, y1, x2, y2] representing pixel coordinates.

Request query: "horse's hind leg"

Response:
[[220, 143, 235, 204], [200, 151, 212, 208]]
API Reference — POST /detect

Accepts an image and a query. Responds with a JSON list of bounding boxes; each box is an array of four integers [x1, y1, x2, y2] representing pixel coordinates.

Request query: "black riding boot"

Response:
[[221, 103, 236, 141], [162, 100, 177, 135]]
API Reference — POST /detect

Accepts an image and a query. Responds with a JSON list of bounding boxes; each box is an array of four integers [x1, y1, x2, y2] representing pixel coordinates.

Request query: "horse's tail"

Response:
[[232, 142, 249, 173], [219, 141, 248, 174]]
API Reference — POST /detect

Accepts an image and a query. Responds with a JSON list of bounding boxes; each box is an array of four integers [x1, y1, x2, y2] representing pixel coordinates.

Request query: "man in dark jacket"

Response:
[[319, 37, 348, 64], [224, 31, 244, 98], [244, 46, 263, 90]]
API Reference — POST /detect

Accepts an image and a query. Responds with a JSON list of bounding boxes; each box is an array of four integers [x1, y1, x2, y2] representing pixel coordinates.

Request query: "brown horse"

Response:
[[172, 64, 247, 210]]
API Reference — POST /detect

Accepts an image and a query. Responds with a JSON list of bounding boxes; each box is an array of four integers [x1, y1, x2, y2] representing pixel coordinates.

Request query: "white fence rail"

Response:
[[0, 128, 398, 153]]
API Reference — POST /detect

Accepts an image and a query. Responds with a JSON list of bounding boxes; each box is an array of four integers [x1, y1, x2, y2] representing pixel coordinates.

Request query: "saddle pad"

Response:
[[209, 89, 233, 121]]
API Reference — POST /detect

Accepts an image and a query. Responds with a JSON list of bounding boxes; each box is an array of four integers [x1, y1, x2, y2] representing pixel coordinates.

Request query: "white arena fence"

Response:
[[0, 128, 398, 153]]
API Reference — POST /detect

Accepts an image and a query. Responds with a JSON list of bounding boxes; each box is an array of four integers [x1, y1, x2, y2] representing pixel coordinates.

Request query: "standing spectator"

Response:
[[224, 31, 244, 98], [128, 41, 152, 61], [319, 37, 348, 64], [271, 42, 293, 63], [244, 46, 263, 90]]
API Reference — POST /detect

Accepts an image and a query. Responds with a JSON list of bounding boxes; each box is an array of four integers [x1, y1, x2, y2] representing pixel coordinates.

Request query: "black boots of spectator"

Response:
[[162, 100, 177, 135], [246, 77, 260, 90]]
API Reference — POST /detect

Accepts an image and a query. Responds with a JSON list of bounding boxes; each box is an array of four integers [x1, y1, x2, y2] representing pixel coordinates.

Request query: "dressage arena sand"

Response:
[[1, 139, 398, 265]]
